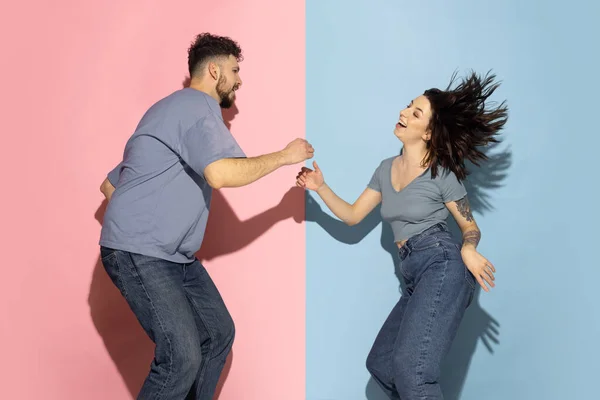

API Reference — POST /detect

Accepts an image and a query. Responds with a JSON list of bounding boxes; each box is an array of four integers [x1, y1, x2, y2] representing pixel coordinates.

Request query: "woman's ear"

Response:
[[422, 130, 432, 141]]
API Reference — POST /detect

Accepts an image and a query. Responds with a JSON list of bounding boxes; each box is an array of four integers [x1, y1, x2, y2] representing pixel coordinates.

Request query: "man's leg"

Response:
[[101, 247, 203, 400], [182, 260, 235, 400]]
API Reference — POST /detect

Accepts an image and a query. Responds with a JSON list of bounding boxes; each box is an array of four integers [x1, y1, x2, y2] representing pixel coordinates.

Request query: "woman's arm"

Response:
[[446, 196, 481, 250], [446, 195, 496, 292], [297, 161, 381, 226], [316, 184, 382, 226]]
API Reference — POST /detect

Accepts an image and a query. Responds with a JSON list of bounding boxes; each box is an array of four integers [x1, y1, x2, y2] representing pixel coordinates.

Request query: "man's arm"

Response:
[[204, 138, 313, 189], [100, 178, 116, 201], [100, 162, 122, 201]]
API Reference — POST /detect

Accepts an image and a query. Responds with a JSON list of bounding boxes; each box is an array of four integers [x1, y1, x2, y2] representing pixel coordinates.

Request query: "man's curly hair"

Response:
[[422, 71, 508, 181], [187, 33, 243, 77]]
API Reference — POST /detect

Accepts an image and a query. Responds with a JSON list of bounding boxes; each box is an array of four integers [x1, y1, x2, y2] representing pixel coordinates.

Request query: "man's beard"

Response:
[[216, 75, 236, 109]]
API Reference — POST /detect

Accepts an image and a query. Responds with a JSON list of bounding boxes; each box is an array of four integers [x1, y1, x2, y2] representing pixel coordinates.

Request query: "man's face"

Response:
[[216, 55, 242, 109]]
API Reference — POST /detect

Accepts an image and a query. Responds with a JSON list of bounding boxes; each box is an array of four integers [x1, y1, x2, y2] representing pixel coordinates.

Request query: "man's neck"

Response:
[[188, 79, 220, 104]]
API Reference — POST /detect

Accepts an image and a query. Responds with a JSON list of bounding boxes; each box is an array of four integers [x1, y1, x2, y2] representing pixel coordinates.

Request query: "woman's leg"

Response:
[[366, 291, 411, 399], [392, 244, 475, 399]]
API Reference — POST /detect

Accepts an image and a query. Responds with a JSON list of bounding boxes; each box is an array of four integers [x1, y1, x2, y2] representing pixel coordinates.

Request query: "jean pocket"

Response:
[[412, 241, 441, 252], [100, 250, 128, 299], [101, 250, 117, 264], [464, 266, 476, 290]]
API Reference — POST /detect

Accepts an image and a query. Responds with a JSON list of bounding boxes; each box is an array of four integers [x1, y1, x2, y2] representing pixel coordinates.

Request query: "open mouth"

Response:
[[397, 120, 407, 128]]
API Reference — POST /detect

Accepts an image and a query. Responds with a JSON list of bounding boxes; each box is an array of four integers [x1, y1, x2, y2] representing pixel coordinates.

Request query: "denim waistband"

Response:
[[398, 223, 449, 261]]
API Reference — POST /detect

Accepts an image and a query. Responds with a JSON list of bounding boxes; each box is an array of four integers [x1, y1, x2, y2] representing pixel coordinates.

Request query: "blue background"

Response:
[[306, 1, 600, 399]]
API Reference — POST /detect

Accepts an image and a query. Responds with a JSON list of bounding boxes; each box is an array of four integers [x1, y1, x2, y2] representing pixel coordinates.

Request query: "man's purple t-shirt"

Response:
[[100, 88, 245, 263]]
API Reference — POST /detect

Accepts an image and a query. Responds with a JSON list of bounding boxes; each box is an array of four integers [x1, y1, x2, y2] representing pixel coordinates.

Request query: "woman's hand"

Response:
[[461, 247, 496, 292], [296, 161, 325, 192]]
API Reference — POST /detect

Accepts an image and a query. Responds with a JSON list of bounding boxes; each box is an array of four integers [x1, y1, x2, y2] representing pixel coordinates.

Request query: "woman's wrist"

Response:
[[316, 182, 328, 195]]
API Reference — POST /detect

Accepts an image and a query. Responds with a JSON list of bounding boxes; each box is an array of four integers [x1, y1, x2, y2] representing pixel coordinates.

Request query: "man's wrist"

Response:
[[277, 149, 292, 166]]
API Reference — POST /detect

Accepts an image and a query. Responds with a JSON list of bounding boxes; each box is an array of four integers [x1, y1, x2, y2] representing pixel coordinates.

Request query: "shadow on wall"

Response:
[[87, 77, 305, 398], [305, 142, 511, 400]]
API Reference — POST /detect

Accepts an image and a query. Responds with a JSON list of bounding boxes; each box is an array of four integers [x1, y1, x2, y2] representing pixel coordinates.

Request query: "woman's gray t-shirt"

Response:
[[368, 156, 467, 243]]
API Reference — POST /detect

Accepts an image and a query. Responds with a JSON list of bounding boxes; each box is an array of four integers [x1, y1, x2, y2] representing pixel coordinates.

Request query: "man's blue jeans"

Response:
[[100, 247, 234, 400]]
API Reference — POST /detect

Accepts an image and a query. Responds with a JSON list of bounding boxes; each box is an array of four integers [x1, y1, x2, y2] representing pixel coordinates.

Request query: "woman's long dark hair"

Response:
[[423, 71, 508, 181]]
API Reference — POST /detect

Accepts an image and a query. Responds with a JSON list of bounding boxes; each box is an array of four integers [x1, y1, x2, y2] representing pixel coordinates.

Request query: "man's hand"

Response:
[[100, 178, 115, 201], [282, 138, 314, 165]]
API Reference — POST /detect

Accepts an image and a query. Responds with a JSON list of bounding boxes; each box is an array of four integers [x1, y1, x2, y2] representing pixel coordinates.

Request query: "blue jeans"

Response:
[[100, 247, 234, 400], [366, 223, 475, 399]]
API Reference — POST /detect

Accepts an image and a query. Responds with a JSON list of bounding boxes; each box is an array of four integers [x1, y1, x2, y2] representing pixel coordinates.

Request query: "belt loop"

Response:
[[398, 245, 410, 260]]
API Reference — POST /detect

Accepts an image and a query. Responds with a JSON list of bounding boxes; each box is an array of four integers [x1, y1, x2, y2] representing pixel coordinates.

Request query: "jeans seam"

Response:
[[185, 289, 217, 392], [127, 253, 174, 400], [415, 259, 447, 397], [112, 253, 129, 300], [399, 261, 410, 280]]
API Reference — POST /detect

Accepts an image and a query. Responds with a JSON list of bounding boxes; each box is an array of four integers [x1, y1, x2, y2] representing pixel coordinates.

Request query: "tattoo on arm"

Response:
[[456, 196, 474, 222], [454, 195, 479, 247], [463, 230, 481, 248]]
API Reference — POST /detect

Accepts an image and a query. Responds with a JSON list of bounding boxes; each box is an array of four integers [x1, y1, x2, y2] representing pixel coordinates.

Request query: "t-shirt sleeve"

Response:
[[107, 162, 123, 186], [367, 162, 383, 192], [179, 112, 246, 176], [438, 169, 467, 202]]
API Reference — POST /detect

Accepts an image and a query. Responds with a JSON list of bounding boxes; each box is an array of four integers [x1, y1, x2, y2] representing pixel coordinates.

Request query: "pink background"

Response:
[[0, 1, 305, 399]]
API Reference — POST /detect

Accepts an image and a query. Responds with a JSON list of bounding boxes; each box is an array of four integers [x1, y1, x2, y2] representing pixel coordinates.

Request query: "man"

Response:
[[99, 33, 313, 399]]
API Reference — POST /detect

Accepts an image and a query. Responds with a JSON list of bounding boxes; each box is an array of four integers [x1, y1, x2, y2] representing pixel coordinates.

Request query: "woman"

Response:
[[296, 71, 508, 399]]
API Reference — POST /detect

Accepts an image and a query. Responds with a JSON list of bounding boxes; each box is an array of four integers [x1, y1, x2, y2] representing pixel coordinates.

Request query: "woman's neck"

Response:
[[400, 144, 428, 169]]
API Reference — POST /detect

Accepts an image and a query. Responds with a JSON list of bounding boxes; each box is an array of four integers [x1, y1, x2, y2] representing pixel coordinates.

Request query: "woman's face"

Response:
[[394, 95, 433, 144]]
